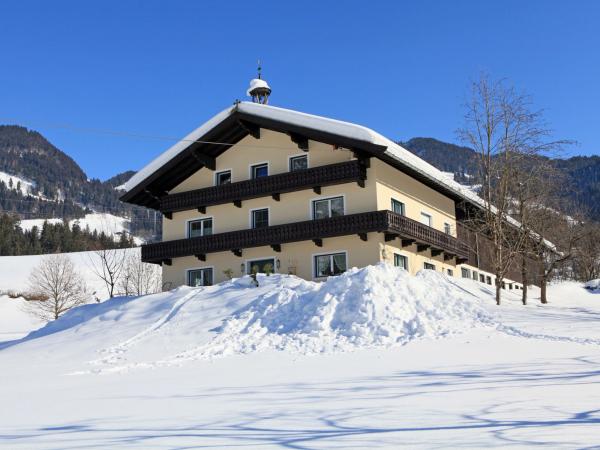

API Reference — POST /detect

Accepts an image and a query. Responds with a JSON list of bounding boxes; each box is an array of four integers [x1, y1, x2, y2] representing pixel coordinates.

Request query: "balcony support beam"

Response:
[[162, 259, 172, 266], [358, 233, 368, 242], [431, 249, 443, 257], [313, 238, 323, 247], [198, 206, 206, 214], [232, 249, 242, 257], [195, 254, 206, 261], [417, 244, 430, 253], [271, 244, 281, 253], [401, 239, 415, 247], [313, 186, 321, 195], [272, 193, 280, 201], [234, 200, 242, 208], [384, 233, 397, 242], [163, 212, 172, 220]]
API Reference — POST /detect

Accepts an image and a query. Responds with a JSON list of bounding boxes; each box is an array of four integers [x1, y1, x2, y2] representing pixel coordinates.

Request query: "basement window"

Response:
[[314, 253, 347, 278], [187, 268, 213, 287], [424, 262, 436, 270], [479, 274, 485, 283], [447, 269, 454, 276], [461, 268, 471, 279], [486, 276, 492, 285], [394, 254, 408, 270]]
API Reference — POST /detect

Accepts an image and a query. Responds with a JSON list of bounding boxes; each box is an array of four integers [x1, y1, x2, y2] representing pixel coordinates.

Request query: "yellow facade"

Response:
[[160, 129, 463, 287]]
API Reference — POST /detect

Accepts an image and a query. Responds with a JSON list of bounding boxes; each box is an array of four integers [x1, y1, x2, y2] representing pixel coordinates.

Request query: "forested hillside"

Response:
[[0, 125, 160, 248], [402, 137, 600, 220]]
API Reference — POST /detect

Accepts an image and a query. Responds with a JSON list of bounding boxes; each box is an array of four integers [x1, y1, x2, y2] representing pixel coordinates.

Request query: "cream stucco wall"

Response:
[[169, 130, 354, 194], [372, 159, 457, 235]]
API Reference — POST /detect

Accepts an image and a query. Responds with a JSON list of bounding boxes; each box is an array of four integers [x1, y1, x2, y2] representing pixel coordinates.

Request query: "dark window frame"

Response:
[[393, 253, 408, 270], [289, 154, 308, 172], [312, 196, 345, 220], [188, 217, 213, 238], [314, 252, 347, 278], [251, 208, 269, 229], [215, 170, 232, 186], [251, 163, 269, 179], [187, 267, 214, 287], [391, 198, 405, 216]]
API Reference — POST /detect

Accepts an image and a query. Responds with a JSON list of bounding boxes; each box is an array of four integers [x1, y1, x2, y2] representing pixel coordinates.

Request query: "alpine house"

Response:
[[121, 74, 540, 290]]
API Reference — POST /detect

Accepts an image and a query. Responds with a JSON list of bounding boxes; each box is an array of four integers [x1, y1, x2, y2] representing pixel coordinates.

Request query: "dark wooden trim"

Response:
[[313, 186, 321, 195], [163, 212, 172, 220], [384, 233, 397, 242], [289, 132, 309, 151], [198, 206, 206, 214], [195, 254, 206, 261], [358, 233, 368, 242], [232, 249, 242, 257], [160, 160, 366, 213], [417, 244, 429, 253], [431, 249, 443, 257], [272, 193, 280, 201], [191, 152, 216, 170], [142, 210, 471, 264], [271, 244, 281, 252], [401, 239, 415, 247], [238, 119, 260, 139], [234, 200, 242, 208]]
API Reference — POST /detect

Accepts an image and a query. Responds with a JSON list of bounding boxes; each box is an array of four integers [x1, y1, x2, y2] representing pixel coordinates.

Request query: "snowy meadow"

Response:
[[1, 262, 599, 448]]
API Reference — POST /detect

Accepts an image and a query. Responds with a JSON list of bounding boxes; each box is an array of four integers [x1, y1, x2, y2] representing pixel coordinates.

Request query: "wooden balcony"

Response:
[[142, 210, 470, 264], [160, 159, 367, 214]]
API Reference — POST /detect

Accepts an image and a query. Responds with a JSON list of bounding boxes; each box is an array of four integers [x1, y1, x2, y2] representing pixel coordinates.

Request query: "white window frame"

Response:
[[420, 211, 433, 227], [312, 250, 348, 279], [249, 161, 269, 179], [461, 267, 471, 278], [391, 198, 406, 216], [393, 253, 408, 270], [186, 216, 214, 238], [245, 256, 277, 274], [186, 266, 215, 287], [214, 169, 233, 186], [249, 207, 270, 229], [310, 194, 346, 220], [444, 222, 451, 235], [288, 153, 309, 172]]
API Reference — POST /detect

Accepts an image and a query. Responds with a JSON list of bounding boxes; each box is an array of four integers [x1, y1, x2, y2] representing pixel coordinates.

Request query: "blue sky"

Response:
[[1, 1, 598, 180]]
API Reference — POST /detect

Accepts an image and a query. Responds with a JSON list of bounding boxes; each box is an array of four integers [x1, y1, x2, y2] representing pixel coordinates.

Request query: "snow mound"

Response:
[[584, 279, 600, 293], [183, 264, 494, 359]]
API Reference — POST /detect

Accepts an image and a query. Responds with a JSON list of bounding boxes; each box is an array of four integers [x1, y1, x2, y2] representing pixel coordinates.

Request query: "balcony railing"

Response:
[[160, 160, 367, 213], [142, 210, 470, 264]]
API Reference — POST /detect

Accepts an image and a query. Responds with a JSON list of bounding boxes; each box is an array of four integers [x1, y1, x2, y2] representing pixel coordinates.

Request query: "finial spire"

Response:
[[247, 61, 271, 104]]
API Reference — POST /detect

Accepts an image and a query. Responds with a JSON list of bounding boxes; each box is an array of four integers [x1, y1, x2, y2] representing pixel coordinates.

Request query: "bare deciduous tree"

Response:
[[458, 74, 568, 305], [118, 252, 162, 296], [572, 222, 600, 282], [88, 249, 126, 298], [26, 254, 88, 320]]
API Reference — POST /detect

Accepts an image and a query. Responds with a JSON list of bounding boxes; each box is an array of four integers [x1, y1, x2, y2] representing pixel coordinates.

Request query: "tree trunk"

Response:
[[540, 275, 548, 304], [495, 277, 501, 305], [521, 258, 528, 305]]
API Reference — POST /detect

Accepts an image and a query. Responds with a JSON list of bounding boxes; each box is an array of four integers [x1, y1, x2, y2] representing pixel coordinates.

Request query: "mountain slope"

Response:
[[0, 125, 160, 245], [402, 137, 600, 220]]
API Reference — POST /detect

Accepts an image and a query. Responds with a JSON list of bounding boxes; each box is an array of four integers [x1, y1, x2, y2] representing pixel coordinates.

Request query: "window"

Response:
[[444, 223, 451, 234], [472, 271, 478, 281], [289, 155, 308, 172], [251, 163, 268, 179], [251, 208, 269, 229], [313, 196, 344, 219], [509, 283, 513, 290], [502, 282, 506, 289], [314, 253, 347, 277], [391, 199, 405, 216], [187, 268, 213, 287], [479, 274, 485, 283], [215, 170, 231, 186], [394, 254, 408, 270], [188, 218, 213, 238], [461, 268, 471, 278], [424, 262, 436, 270], [420, 212, 432, 227], [247, 258, 276, 274], [486, 276, 492, 285], [447, 269, 454, 276]]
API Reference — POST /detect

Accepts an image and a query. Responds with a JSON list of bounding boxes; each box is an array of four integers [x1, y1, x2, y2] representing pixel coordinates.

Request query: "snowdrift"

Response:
[[584, 279, 600, 293], [188, 264, 494, 358]]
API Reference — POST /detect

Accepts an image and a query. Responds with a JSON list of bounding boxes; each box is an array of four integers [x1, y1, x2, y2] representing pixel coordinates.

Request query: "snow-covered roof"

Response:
[[122, 102, 555, 250], [246, 78, 271, 96]]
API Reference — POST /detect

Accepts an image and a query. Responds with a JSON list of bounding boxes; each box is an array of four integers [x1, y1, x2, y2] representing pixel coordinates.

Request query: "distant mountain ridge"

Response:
[[0, 125, 159, 241], [401, 137, 600, 220]]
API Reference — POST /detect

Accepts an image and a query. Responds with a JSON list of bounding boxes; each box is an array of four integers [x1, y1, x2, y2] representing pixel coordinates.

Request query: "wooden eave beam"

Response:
[[289, 132, 309, 151], [191, 151, 216, 170], [238, 119, 260, 139]]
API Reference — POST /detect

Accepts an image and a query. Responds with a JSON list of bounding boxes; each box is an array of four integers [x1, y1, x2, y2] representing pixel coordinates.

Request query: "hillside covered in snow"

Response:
[[1, 263, 599, 448]]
